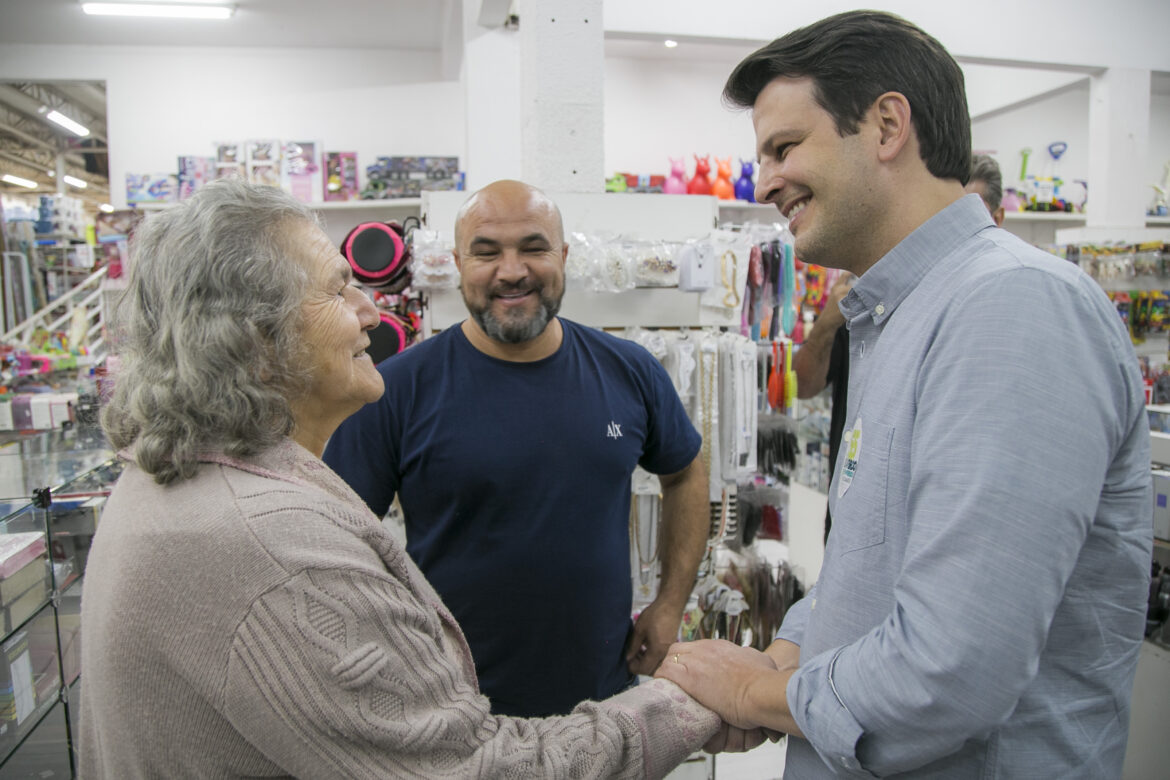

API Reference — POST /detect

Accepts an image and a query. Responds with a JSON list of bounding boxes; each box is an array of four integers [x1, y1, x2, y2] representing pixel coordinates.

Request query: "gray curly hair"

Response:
[[970, 154, 1004, 211], [102, 178, 319, 484]]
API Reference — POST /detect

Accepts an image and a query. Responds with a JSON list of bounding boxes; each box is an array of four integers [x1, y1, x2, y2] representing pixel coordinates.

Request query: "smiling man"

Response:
[[655, 11, 1152, 779], [324, 179, 709, 718]]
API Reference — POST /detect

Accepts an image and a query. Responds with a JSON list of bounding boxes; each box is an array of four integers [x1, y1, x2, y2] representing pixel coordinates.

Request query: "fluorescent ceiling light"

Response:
[[99, 203, 116, 213], [2, 174, 38, 189], [44, 109, 90, 137], [82, 3, 235, 19], [63, 175, 88, 189], [664, 39, 679, 48]]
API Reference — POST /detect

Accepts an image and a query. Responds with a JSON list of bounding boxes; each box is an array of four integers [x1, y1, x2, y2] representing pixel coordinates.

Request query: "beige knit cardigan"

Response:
[[79, 438, 719, 778]]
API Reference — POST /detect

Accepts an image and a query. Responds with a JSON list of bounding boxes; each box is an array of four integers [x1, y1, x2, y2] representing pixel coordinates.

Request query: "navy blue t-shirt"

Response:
[[323, 318, 701, 717]]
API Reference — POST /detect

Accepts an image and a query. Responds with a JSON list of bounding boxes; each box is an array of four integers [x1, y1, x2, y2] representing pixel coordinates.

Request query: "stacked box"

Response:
[[363, 156, 460, 199], [126, 173, 178, 204], [177, 156, 215, 200], [323, 151, 359, 201], [0, 556, 50, 634]]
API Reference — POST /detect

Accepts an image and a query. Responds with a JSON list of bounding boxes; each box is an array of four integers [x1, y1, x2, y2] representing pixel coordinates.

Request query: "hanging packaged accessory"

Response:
[[340, 220, 413, 293], [677, 240, 716, 291], [781, 241, 796, 336], [409, 228, 459, 290], [767, 340, 782, 409]]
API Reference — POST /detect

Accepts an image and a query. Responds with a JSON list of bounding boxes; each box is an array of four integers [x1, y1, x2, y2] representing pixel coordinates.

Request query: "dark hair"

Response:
[[969, 154, 1003, 211], [723, 10, 971, 184]]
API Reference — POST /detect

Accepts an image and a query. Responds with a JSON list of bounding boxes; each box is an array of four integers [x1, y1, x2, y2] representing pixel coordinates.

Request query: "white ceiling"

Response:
[[0, 0, 449, 50]]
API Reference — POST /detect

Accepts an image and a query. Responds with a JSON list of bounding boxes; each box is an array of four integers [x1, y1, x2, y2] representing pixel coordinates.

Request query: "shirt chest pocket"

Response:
[[831, 420, 894, 553]]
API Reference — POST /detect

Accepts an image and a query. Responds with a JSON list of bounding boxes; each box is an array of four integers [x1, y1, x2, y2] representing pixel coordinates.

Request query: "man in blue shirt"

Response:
[[325, 179, 709, 717], [796, 154, 1005, 545], [657, 11, 1152, 777]]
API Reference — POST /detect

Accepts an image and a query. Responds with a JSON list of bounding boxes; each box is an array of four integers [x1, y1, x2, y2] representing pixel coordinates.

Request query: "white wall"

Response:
[[1, 18, 1166, 213], [607, 51, 1168, 222], [972, 81, 1170, 209], [972, 84, 1091, 190], [604, 55, 755, 179], [1152, 91, 1170, 192], [0, 44, 465, 208]]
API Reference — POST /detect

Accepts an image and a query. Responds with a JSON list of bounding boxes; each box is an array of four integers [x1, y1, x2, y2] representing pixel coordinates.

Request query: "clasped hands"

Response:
[[653, 638, 798, 754]]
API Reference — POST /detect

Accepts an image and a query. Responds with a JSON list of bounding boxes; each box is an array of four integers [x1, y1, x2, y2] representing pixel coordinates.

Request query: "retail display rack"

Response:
[[0, 425, 117, 778]]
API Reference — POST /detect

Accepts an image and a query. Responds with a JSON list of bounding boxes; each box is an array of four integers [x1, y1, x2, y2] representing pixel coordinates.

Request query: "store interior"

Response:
[[0, 1, 1168, 778]]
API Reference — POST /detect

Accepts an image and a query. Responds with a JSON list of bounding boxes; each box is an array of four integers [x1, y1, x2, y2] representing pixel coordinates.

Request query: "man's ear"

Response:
[[992, 206, 1005, 227], [872, 91, 913, 163], [453, 250, 463, 271], [562, 243, 570, 263]]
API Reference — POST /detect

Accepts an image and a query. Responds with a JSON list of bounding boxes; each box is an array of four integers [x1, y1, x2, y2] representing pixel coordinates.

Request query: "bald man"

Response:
[[325, 180, 709, 717]]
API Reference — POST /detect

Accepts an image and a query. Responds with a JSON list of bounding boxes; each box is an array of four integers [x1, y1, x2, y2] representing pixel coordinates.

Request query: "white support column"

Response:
[[518, 0, 604, 193], [462, 0, 523, 189], [1086, 67, 1150, 229]]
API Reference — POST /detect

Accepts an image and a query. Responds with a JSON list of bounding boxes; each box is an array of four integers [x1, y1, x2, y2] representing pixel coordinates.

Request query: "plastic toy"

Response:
[[605, 173, 628, 193], [664, 158, 687, 194], [1148, 161, 1170, 216], [734, 160, 756, 202], [803, 263, 826, 309], [1001, 188, 1024, 212], [687, 155, 712, 195], [1018, 147, 1032, 184], [324, 151, 359, 201], [1064, 179, 1088, 213], [712, 157, 734, 200]]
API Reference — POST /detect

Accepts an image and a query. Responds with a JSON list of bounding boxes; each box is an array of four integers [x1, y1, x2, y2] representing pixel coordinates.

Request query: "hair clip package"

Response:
[[633, 241, 679, 288], [409, 229, 458, 290], [565, 232, 602, 290]]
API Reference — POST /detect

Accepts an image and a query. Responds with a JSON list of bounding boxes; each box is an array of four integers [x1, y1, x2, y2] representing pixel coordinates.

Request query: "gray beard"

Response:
[[466, 288, 562, 344]]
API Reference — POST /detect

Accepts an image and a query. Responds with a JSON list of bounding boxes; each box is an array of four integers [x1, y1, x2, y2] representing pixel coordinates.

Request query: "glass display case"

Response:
[[0, 425, 116, 778]]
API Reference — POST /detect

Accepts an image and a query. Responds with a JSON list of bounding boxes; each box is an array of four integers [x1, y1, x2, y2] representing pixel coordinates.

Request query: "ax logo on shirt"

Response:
[[606, 421, 623, 439]]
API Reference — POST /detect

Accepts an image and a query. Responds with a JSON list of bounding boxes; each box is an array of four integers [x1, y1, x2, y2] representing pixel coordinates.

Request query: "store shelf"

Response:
[[1056, 225, 1170, 245], [313, 198, 421, 211], [0, 423, 114, 776], [135, 197, 421, 212], [718, 201, 782, 221], [1004, 211, 1085, 222], [1097, 277, 1170, 293]]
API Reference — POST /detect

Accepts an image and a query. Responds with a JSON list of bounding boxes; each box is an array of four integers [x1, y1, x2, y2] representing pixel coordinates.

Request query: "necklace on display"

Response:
[[698, 342, 717, 479], [720, 250, 742, 309], [675, 336, 696, 400], [739, 342, 756, 466], [630, 493, 662, 595]]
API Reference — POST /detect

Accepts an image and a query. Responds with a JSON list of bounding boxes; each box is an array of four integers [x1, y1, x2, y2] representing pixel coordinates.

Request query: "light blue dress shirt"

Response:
[[777, 194, 1152, 778]]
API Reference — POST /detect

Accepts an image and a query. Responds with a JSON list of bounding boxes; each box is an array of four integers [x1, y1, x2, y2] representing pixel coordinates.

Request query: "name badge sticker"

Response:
[[838, 417, 862, 499]]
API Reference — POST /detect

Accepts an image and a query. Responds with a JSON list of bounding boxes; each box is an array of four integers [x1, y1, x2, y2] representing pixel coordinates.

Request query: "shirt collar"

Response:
[[840, 193, 994, 326]]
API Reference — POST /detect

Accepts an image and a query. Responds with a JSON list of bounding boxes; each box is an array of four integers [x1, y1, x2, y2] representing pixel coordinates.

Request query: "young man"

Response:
[[796, 153, 1007, 543], [657, 11, 1151, 778], [325, 180, 709, 717]]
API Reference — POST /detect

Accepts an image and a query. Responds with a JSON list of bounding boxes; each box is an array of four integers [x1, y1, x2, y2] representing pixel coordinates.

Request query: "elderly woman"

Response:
[[79, 179, 722, 777]]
